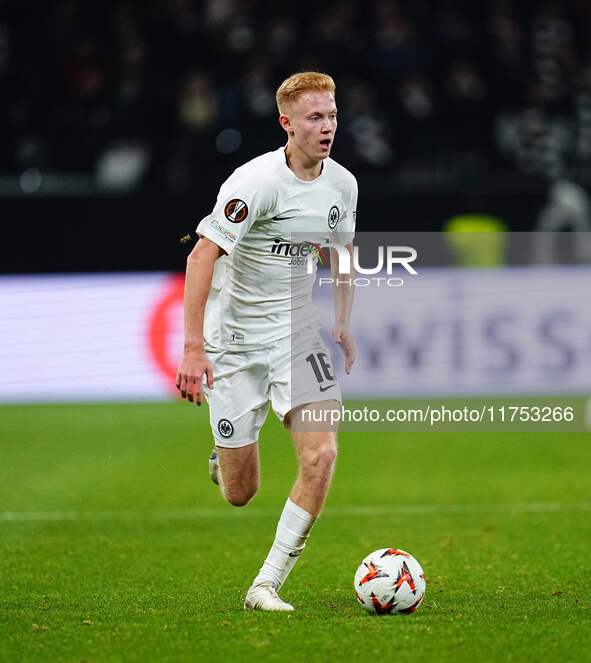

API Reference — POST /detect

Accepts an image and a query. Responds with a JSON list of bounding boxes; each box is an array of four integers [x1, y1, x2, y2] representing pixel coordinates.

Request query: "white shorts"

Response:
[[204, 329, 341, 448]]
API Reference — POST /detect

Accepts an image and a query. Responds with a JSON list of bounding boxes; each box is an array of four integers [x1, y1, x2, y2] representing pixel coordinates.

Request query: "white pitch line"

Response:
[[1, 502, 590, 523]]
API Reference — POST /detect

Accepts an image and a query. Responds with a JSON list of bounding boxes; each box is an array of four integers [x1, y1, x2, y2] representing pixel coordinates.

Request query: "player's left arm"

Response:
[[330, 241, 356, 375]]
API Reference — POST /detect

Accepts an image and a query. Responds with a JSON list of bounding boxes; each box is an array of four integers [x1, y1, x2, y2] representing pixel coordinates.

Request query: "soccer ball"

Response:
[[354, 548, 426, 615]]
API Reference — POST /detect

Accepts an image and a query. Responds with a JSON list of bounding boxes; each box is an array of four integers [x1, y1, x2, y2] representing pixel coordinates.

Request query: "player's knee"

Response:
[[223, 481, 259, 507], [319, 443, 338, 471], [302, 441, 337, 476], [226, 494, 251, 507], [224, 490, 254, 507]]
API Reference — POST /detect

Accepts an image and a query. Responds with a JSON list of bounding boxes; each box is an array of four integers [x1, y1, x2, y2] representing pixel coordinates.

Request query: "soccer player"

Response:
[[176, 72, 357, 611]]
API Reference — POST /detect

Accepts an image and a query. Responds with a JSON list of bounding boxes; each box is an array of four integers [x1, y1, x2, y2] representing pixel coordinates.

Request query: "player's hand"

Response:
[[175, 348, 214, 406], [333, 324, 356, 375]]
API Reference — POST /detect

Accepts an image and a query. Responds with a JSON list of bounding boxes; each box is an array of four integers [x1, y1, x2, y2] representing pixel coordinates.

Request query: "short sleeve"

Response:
[[196, 167, 275, 254], [333, 174, 357, 246], [344, 175, 358, 233]]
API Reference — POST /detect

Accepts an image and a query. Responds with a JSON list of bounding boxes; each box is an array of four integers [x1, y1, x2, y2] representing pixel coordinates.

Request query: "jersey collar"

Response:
[[282, 146, 325, 183]]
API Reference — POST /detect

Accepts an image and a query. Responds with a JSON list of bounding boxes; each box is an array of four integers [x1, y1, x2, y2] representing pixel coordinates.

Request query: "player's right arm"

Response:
[[176, 237, 224, 405]]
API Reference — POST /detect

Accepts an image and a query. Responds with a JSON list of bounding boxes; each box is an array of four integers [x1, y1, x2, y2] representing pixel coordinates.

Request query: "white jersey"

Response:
[[196, 146, 357, 351]]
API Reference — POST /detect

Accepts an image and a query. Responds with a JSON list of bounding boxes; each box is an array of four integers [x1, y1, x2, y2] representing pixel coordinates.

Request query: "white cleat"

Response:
[[208, 448, 219, 485], [244, 582, 294, 611]]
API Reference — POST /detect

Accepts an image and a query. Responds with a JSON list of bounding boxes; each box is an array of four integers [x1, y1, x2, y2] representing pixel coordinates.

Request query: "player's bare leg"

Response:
[[289, 428, 337, 515], [215, 442, 260, 507], [245, 400, 339, 611]]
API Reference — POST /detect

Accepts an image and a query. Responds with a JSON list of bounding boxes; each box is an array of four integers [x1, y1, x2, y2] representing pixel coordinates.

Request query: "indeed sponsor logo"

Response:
[[209, 218, 237, 242], [270, 238, 328, 266]]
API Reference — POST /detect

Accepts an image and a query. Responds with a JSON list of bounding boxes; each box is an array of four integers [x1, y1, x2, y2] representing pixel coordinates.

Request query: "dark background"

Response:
[[2, 0, 591, 272]]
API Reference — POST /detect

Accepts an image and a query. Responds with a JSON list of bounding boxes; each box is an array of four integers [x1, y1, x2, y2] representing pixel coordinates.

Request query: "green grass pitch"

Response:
[[1, 402, 590, 662]]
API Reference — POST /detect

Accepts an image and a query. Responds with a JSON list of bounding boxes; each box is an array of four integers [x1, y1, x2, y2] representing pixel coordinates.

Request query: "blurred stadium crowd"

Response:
[[2, 0, 591, 192]]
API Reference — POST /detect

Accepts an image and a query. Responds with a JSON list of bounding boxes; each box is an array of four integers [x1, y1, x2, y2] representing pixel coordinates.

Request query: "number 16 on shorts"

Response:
[[306, 352, 336, 392]]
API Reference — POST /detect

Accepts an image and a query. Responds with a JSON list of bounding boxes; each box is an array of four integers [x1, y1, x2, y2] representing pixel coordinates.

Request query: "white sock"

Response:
[[253, 498, 316, 590]]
